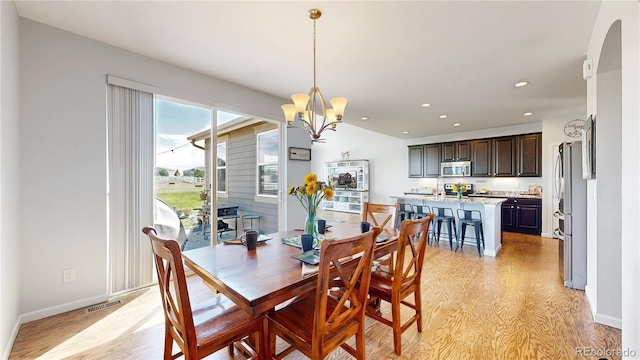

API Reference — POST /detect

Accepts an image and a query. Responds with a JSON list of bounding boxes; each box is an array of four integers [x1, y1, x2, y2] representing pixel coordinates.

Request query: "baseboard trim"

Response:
[[20, 294, 109, 324], [541, 232, 551, 238], [585, 284, 597, 317], [2, 317, 22, 360], [594, 312, 622, 330], [484, 244, 502, 257]]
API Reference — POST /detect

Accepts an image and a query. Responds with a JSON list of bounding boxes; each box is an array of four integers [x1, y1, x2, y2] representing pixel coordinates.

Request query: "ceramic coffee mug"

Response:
[[301, 234, 314, 252], [245, 229, 259, 250], [317, 219, 326, 234], [360, 221, 371, 233]]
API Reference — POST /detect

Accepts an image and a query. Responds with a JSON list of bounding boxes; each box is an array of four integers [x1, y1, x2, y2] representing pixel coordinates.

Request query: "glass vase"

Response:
[[457, 192, 462, 200], [304, 209, 318, 238]]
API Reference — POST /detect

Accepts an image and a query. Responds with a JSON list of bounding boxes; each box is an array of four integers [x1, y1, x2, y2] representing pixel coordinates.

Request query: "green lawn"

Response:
[[155, 180, 205, 227], [155, 191, 202, 214]]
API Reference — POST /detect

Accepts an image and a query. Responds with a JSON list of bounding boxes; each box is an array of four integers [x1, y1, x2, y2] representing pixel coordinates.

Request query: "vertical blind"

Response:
[[107, 84, 154, 293]]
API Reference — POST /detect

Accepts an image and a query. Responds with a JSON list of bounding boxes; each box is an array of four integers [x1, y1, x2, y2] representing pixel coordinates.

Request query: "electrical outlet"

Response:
[[63, 268, 76, 283]]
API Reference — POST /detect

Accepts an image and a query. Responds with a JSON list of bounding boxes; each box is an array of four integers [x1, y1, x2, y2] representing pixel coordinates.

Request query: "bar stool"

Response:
[[413, 205, 433, 243], [396, 203, 415, 228], [412, 205, 431, 219], [431, 206, 458, 250], [241, 213, 261, 232], [456, 209, 485, 257]]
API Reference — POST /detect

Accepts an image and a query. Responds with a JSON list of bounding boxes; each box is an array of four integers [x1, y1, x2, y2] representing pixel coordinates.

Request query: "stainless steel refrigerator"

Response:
[[553, 142, 587, 290]]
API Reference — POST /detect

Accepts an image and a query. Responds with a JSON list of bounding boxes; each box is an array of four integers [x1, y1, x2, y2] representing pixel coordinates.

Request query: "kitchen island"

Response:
[[391, 195, 507, 257]]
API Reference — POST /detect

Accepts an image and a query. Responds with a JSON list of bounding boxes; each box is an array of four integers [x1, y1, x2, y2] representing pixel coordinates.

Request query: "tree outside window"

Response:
[[257, 129, 278, 196]]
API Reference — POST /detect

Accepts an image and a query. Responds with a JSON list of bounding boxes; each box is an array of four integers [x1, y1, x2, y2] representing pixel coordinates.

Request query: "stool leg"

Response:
[[474, 224, 482, 257], [479, 223, 485, 247], [433, 220, 442, 248], [446, 220, 453, 251], [460, 223, 466, 249]]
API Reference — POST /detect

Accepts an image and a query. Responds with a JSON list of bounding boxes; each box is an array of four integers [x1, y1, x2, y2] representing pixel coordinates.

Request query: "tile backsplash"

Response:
[[411, 177, 543, 194]]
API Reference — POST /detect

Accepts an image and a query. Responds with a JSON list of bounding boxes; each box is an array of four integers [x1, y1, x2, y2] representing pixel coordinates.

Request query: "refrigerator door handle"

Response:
[[553, 228, 564, 240], [554, 152, 561, 200], [553, 211, 565, 220]]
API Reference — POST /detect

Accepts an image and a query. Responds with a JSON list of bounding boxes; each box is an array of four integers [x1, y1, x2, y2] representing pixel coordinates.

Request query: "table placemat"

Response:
[[281, 234, 338, 249]]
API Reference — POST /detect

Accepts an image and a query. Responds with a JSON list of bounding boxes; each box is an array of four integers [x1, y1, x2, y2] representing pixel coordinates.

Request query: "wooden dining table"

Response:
[[181, 222, 398, 318]]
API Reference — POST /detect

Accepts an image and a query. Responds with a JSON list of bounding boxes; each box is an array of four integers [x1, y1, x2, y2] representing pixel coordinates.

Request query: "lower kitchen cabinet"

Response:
[[501, 198, 541, 235]]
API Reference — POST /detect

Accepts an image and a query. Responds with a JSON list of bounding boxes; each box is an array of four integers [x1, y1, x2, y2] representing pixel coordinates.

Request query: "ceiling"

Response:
[[15, 1, 602, 139]]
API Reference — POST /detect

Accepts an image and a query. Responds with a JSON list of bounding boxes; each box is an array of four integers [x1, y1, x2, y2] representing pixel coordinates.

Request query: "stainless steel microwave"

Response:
[[441, 161, 472, 177]]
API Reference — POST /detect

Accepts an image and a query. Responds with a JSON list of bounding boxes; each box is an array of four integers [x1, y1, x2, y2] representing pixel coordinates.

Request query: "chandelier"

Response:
[[281, 8, 348, 142]]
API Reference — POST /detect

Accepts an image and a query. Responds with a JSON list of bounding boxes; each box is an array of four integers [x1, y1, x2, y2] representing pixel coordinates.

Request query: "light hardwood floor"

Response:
[[9, 229, 620, 359]]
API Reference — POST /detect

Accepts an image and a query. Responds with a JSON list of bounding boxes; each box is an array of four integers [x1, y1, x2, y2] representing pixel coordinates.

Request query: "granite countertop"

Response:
[[392, 194, 507, 205], [468, 192, 542, 199]]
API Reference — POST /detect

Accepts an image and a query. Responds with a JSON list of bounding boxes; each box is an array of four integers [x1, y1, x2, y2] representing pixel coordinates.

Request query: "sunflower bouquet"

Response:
[[451, 182, 468, 199], [288, 173, 334, 235]]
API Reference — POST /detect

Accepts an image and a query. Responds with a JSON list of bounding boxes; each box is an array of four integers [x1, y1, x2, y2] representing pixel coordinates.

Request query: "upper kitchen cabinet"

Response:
[[441, 141, 471, 162], [423, 144, 441, 177], [408, 144, 441, 178], [493, 136, 516, 176], [408, 145, 424, 178], [471, 139, 492, 177], [517, 133, 542, 177]]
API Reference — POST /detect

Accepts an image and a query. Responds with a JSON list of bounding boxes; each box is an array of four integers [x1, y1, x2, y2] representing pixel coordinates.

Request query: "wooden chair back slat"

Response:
[[362, 203, 399, 231]]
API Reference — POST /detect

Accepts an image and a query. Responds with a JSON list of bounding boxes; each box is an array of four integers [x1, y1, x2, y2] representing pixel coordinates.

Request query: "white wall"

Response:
[[18, 18, 286, 321], [1, 1, 21, 357], [310, 123, 408, 205], [540, 111, 586, 237], [586, 1, 640, 351]]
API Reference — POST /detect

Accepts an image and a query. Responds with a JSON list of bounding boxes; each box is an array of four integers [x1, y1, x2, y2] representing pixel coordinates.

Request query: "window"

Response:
[[217, 139, 227, 193], [257, 129, 278, 196]]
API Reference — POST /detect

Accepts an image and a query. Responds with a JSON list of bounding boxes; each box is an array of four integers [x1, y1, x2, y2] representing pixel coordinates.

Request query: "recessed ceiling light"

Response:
[[523, 112, 533, 116], [421, 103, 431, 108], [361, 116, 369, 120], [514, 81, 529, 88], [453, 123, 461, 127], [402, 131, 409, 134], [439, 114, 448, 119]]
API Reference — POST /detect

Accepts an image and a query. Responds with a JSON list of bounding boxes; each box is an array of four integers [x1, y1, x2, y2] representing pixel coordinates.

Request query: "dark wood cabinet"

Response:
[[407, 132, 541, 179], [442, 141, 471, 162], [501, 199, 517, 232], [493, 137, 516, 176], [424, 144, 441, 177], [517, 133, 542, 177], [408, 145, 424, 178], [471, 139, 492, 176], [408, 144, 441, 178], [501, 198, 541, 235]]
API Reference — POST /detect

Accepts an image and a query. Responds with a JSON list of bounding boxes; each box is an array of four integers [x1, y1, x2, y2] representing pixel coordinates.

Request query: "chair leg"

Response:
[[474, 224, 482, 257], [460, 223, 466, 249], [356, 321, 366, 360], [391, 296, 403, 355], [415, 285, 423, 333], [163, 329, 173, 360], [446, 220, 453, 250]]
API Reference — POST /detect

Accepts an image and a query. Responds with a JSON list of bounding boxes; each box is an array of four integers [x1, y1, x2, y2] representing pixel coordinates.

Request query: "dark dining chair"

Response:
[[365, 215, 433, 355], [142, 227, 263, 360], [266, 228, 381, 359]]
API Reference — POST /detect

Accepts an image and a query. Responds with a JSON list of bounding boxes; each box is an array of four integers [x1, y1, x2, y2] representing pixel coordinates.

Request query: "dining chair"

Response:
[[365, 215, 434, 355], [362, 202, 400, 232], [142, 227, 263, 360], [266, 227, 381, 360]]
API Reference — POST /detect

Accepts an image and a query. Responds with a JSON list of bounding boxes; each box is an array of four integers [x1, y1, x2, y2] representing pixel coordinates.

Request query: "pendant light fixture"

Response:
[[281, 8, 348, 142]]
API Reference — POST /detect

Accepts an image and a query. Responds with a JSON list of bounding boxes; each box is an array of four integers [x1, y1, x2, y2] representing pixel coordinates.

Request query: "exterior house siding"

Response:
[[223, 123, 279, 234]]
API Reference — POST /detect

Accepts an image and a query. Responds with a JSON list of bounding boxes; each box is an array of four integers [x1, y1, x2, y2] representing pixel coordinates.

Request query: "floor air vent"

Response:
[[85, 300, 122, 314]]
